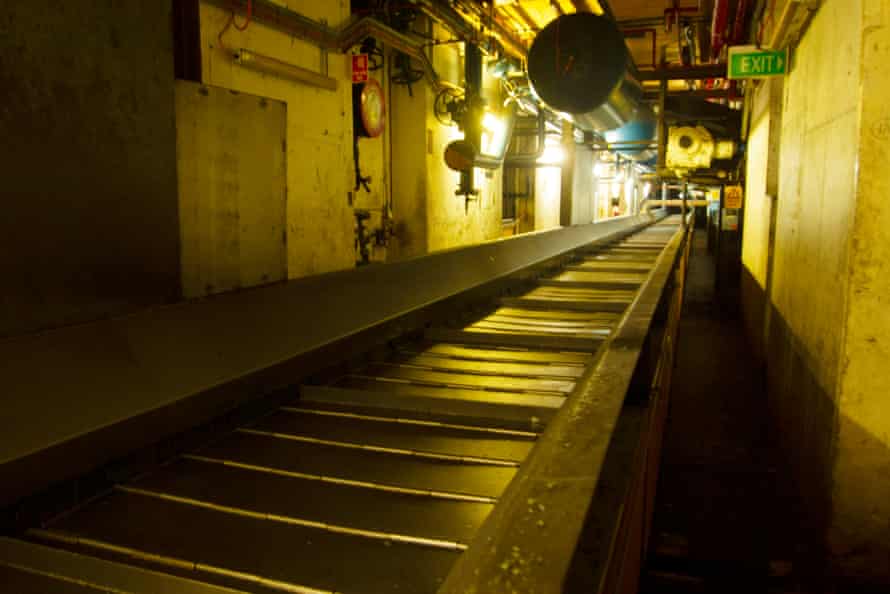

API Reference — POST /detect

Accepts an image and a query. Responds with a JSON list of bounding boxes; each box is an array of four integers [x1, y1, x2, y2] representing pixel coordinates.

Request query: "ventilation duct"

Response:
[[527, 13, 656, 162]]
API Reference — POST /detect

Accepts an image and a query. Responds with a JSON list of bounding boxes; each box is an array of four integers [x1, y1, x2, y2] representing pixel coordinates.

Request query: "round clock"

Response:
[[354, 79, 386, 138]]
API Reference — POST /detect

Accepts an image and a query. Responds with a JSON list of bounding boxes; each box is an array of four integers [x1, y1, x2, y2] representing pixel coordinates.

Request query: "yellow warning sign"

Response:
[[725, 185, 744, 209]]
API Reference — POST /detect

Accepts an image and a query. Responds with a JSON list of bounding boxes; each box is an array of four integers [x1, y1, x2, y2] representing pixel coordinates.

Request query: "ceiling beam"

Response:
[[643, 88, 733, 99], [638, 64, 728, 80], [510, 2, 541, 34]]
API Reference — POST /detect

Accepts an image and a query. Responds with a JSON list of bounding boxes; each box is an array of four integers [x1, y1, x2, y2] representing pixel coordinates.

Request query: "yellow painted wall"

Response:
[[570, 145, 595, 224], [741, 84, 771, 290], [388, 74, 428, 260], [740, 80, 774, 357], [425, 24, 503, 253], [388, 21, 505, 256], [198, 0, 355, 278]]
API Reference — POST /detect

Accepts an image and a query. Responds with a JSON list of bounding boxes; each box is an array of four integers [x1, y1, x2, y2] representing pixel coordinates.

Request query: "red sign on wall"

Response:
[[352, 54, 369, 84]]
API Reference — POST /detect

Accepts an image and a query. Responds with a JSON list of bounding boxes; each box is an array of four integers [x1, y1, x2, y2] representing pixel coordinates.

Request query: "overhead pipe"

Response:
[[527, 13, 657, 162], [414, 0, 528, 59], [642, 198, 708, 211], [638, 63, 727, 80], [710, 0, 730, 60], [731, 0, 752, 44], [769, 0, 820, 49], [506, 2, 541, 37], [620, 15, 709, 29]]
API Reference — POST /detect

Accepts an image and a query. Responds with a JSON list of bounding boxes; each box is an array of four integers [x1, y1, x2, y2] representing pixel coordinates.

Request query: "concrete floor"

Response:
[[642, 230, 791, 593]]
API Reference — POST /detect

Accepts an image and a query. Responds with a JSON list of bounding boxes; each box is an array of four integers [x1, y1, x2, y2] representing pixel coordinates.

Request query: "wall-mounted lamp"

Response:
[[444, 105, 516, 172], [480, 111, 510, 159]]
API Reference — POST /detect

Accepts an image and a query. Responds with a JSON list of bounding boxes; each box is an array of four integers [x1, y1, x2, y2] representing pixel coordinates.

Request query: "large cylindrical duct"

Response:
[[528, 13, 656, 161]]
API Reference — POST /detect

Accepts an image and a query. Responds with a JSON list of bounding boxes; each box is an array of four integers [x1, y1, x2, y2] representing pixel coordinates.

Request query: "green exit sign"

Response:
[[727, 46, 788, 79]]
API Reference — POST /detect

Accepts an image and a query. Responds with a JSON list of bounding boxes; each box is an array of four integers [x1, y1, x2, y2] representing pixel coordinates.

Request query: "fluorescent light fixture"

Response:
[[235, 48, 337, 91]]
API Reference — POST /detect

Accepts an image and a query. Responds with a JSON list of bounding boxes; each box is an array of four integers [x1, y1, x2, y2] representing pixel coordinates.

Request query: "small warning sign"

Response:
[[722, 209, 740, 231], [725, 185, 744, 209], [352, 54, 369, 84]]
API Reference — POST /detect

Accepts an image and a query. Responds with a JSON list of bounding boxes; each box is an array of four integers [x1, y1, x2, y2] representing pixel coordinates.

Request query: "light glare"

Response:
[[537, 144, 565, 166]]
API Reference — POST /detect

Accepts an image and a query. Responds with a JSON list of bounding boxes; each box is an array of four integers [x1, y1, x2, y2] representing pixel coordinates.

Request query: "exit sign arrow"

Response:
[[727, 46, 788, 79]]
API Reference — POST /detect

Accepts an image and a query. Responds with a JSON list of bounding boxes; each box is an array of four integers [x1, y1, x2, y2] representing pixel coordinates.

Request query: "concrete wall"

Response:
[[741, 0, 890, 586], [831, 0, 890, 581], [770, 0, 862, 581], [0, 1, 180, 338], [198, 0, 355, 277]]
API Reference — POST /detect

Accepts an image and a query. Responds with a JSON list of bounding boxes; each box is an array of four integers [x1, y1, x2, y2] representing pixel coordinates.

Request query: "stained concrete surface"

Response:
[[0, 1, 181, 338], [737, 1, 890, 583], [642, 230, 789, 593]]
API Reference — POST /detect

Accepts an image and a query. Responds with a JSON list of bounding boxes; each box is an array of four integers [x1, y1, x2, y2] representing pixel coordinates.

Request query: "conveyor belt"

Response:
[[6, 219, 682, 594]]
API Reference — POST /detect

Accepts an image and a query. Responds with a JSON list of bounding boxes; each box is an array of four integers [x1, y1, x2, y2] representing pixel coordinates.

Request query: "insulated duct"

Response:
[[527, 13, 657, 162]]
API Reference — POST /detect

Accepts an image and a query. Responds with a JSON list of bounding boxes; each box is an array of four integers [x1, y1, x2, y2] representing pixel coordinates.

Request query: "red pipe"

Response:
[[731, 0, 751, 44], [710, 0, 730, 60], [622, 27, 657, 68]]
